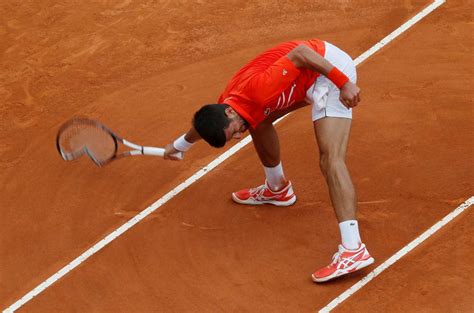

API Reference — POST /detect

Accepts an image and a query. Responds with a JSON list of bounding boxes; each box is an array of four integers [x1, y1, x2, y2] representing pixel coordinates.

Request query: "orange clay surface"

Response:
[[1, 0, 473, 312]]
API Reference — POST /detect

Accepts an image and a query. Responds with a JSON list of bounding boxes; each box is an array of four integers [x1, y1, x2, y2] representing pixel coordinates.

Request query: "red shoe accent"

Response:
[[312, 243, 374, 283], [231, 180, 296, 206]]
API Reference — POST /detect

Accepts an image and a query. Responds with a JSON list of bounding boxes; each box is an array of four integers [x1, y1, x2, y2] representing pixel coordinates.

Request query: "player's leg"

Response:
[[309, 41, 374, 282], [249, 120, 282, 169], [249, 101, 308, 172], [231, 119, 296, 206], [314, 117, 355, 222], [311, 117, 373, 282]]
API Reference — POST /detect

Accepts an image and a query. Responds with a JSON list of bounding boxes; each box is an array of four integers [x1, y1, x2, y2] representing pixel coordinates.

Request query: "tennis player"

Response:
[[164, 39, 374, 282]]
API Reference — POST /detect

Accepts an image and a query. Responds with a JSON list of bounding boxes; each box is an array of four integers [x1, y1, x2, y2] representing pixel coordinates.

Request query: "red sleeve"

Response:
[[244, 56, 300, 104]]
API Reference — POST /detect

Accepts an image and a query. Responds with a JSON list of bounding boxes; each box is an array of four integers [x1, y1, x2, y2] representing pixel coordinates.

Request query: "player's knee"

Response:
[[319, 153, 344, 176]]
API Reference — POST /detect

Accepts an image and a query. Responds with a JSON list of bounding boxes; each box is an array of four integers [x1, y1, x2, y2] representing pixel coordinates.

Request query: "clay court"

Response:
[[1, 0, 473, 312]]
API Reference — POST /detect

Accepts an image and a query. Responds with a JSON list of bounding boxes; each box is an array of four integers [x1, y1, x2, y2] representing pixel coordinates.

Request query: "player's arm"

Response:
[[287, 44, 360, 108], [164, 127, 201, 160]]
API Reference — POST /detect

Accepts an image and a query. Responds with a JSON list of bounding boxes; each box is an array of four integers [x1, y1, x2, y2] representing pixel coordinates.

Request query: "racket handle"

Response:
[[142, 146, 183, 160]]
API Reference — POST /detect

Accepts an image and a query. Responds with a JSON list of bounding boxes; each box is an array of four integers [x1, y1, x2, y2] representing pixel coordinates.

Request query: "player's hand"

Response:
[[164, 143, 184, 161], [339, 81, 361, 109]]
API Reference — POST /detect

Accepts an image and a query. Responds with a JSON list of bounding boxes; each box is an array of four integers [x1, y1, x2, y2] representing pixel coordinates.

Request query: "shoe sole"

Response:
[[311, 257, 375, 283], [231, 193, 297, 207]]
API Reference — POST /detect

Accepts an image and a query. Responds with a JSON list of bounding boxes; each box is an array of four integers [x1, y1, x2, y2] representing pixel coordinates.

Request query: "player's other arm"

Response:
[[164, 127, 201, 160], [287, 44, 360, 108]]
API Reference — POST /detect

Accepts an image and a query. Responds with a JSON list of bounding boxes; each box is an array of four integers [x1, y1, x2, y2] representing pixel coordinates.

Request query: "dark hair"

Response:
[[193, 104, 230, 148]]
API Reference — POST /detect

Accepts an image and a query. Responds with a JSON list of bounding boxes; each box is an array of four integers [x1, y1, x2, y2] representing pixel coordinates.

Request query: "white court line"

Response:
[[3, 1, 446, 312], [319, 196, 473, 313], [354, 0, 445, 65]]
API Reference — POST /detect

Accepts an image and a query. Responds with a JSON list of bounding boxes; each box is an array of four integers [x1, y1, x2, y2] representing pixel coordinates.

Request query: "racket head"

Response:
[[56, 118, 119, 167]]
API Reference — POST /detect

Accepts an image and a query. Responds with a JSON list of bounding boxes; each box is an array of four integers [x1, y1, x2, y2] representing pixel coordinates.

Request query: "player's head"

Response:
[[193, 104, 248, 148]]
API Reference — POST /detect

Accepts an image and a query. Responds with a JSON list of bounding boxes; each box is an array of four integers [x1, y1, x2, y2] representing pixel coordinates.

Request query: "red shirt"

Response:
[[218, 39, 326, 129]]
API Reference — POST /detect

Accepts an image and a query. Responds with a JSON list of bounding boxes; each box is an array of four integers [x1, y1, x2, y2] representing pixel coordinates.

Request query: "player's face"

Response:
[[224, 116, 248, 142]]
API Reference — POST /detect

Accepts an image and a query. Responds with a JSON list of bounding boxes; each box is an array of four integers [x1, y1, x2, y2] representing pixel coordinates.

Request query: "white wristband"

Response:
[[173, 134, 194, 152]]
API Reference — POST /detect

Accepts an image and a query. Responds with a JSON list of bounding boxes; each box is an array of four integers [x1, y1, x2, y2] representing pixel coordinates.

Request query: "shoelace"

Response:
[[331, 251, 342, 265], [249, 184, 268, 197], [331, 246, 366, 268]]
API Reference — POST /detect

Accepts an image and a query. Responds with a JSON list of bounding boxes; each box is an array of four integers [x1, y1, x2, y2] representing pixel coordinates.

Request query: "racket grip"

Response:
[[142, 146, 183, 160]]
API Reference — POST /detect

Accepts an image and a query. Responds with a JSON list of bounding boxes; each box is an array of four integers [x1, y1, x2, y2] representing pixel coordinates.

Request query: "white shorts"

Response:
[[306, 42, 357, 121]]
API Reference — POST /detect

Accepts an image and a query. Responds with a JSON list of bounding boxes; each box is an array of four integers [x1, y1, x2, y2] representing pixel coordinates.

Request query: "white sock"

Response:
[[339, 220, 362, 250], [263, 162, 286, 191]]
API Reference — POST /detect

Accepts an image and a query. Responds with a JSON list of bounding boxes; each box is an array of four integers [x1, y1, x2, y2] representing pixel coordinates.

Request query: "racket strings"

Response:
[[57, 119, 117, 165]]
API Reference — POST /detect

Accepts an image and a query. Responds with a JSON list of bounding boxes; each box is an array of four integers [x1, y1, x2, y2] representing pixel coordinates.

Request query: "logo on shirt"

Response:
[[275, 82, 297, 111], [264, 108, 271, 116], [282, 69, 288, 76]]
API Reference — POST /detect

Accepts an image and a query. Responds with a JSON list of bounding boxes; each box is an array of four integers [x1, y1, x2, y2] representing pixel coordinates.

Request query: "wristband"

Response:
[[327, 67, 349, 89], [173, 134, 194, 152]]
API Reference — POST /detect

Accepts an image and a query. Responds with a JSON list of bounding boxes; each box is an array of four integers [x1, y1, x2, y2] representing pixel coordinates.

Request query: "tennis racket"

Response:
[[56, 117, 182, 167]]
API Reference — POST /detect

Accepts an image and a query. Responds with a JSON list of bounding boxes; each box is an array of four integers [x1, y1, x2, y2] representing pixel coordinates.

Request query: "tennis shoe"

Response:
[[312, 243, 374, 283], [231, 180, 296, 206]]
